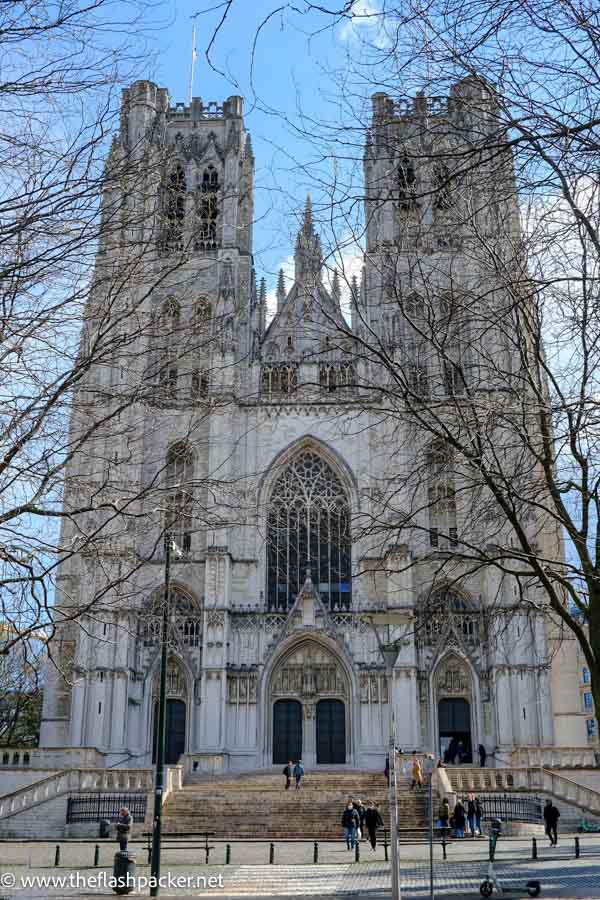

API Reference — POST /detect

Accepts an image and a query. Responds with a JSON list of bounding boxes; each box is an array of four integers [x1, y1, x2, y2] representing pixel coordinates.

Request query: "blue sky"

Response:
[[145, 1, 377, 295]]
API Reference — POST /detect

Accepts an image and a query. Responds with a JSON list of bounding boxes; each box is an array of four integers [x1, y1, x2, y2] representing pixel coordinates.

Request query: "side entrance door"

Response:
[[152, 699, 187, 765], [273, 699, 303, 764], [316, 698, 346, 764]]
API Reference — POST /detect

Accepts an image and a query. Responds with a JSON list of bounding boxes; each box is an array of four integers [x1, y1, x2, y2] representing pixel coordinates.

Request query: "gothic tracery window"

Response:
[[164, 165, 186, 250], [427, 440, 458, 549], [398, 155, 417, 209], [261, 363, 298, 397], [165, 442, 194, 551], [266, 450, 351, 610], [195, 166, 220, 251]]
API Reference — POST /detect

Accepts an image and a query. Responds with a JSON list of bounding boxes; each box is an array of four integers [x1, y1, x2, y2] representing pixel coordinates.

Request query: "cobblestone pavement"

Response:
[[0, 838, 599, 898]]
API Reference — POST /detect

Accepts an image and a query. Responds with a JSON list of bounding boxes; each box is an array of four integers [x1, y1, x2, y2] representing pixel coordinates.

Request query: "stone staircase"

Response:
[[163, 770, 430, 839]]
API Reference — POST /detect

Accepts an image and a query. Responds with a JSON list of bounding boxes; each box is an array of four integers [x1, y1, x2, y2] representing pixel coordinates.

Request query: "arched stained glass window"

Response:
[[266, 450, 351, 611]]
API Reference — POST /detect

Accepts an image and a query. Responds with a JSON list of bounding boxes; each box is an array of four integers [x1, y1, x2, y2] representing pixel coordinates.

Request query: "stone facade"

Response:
[[40, 77, 579, 770]]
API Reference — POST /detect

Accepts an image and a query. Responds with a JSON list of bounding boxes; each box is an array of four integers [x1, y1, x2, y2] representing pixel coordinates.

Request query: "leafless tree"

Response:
[[0, 1, 245, 692], [201, 0, 600, 726]]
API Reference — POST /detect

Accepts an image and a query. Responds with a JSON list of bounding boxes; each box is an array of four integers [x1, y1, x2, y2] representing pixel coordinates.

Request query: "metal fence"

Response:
[[66, 794, 147, 824], [475, 793, 543, 824]]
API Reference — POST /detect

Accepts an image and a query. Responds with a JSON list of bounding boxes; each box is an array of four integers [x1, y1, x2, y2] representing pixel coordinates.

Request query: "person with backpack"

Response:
[[341, 801, 360, 850], [293, 760, 305, 790], [282, 760, 293, 790]]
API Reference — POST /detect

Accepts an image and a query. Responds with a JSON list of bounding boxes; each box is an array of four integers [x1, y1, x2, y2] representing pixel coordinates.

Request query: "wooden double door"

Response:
[[272, 698, 346, 764]]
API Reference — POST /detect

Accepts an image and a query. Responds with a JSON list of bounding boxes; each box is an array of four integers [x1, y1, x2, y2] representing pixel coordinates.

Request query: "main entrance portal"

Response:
[[152, 698, 186, 765], [439, 697, 472, 763], [316, 699, 346, 764], [273, 699, 303, 764]]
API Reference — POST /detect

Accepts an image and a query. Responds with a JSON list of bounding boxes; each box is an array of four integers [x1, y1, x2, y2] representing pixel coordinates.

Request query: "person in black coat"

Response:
[[544, 800, 560, 846], [282, 760, 293, 790], [341, 802, 360, 850], [478, 744, 487, 768], [452, 799, 466, 838], [115, 807, 132, 853], [364, 801, 384, 850]]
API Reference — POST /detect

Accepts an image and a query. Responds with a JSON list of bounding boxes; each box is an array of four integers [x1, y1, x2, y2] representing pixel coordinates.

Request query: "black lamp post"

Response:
[[150, 535, 181, 897]]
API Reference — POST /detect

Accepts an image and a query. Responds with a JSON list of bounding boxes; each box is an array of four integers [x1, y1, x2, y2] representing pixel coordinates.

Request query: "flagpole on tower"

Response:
[[188, 21, 197, 104]]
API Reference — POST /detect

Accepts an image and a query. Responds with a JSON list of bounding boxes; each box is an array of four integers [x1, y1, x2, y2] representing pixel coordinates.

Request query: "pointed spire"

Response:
[[259, 276, 267, 305], [302, 194, 313, 234], [295, 194, 322, 283], [331, 269, 341, 305], [276, 268, 286, 310], [244, 131, 254, 162]]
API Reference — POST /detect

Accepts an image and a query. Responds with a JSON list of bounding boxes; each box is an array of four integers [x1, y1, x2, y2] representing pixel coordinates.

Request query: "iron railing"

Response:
[[66, 793, 147, 823], [476, 793, 543, 824]]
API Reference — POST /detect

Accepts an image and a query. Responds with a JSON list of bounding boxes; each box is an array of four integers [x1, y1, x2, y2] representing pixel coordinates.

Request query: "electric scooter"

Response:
[[480, 819, 541, 898]]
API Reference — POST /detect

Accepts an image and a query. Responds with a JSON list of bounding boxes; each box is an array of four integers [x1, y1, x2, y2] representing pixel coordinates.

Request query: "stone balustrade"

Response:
[[0, 768, 154, 820], [0, 747, 106, 769], [511, 746, 599, 769], [447, 767, 600, 816]]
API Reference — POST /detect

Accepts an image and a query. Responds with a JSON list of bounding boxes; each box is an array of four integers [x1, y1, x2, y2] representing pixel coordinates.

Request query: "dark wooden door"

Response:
[[316, 699, 346, 764], [438, 698, 472, 762], [272, 699, 302, 764], [153, 699, 186, 765]]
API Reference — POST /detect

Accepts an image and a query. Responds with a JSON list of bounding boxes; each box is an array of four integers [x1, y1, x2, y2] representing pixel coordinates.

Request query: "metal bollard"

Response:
[[93, 844, 100, 867], [269, 843, 275, 864], [54, 845, 60, 867], [205, 845, 211, 865], [225, 844, 231, 865], [313, 842, 318, 864], [384, 835, 389, 862], [532, 837, 537, 860], [575, 836, 580, 859], [354, 840, 360, 862], [442, 834, 448, 861]]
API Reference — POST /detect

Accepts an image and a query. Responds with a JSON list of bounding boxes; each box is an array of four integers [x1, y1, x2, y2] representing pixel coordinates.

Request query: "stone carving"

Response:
[[436, 656, 471, 696], [359, 671, 388, 704], [270, 642, 348, 700], [226, 673, 257, 705]]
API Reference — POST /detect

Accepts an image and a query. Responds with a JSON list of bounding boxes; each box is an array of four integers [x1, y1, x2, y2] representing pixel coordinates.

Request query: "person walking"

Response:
[[384, 755, 390, 786], [544, 800, 560, 846], [283, 760, 293, 790], [364, 800, 384, 851], [475, 796, 484, 835], [410, 753, 423, 789], [467, 793, 477, 837], [438, 797, 450, 830], [341, 801, 360, 850], [293, 760, 305, 790], [478, 743, 487, 767], [115, 806, 132, 853], [354, 798, 366, 839], [452, 799, 466, 838]]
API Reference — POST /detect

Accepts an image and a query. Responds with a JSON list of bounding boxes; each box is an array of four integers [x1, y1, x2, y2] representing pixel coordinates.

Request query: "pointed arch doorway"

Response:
[[268, 639, 350, 766]]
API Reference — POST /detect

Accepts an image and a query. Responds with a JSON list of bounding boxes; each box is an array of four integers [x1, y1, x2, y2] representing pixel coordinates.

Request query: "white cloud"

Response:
[[339, 0, 383, 44]]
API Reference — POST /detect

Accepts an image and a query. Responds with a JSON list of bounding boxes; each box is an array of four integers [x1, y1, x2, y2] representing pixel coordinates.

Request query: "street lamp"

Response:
[[368, 612, 412, 900], [150, 535, 182, 897]]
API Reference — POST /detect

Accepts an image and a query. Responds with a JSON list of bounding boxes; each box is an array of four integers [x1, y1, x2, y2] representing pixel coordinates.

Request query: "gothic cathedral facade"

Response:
[[40, 77, 578, 770]]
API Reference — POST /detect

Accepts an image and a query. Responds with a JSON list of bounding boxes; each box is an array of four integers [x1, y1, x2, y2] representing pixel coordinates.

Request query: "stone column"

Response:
[[494, 667, 514, 751], [69, 670, 86, 746], [303, 701, 317, 767]]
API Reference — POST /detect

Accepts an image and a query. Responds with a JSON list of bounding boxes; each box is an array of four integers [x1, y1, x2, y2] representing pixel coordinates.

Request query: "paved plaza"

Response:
[[0, 837, 600, 898]]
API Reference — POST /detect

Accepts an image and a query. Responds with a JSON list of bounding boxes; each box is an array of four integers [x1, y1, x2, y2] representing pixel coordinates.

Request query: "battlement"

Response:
[[371, 75, 497, 126], [168, 95, 244, 121]]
